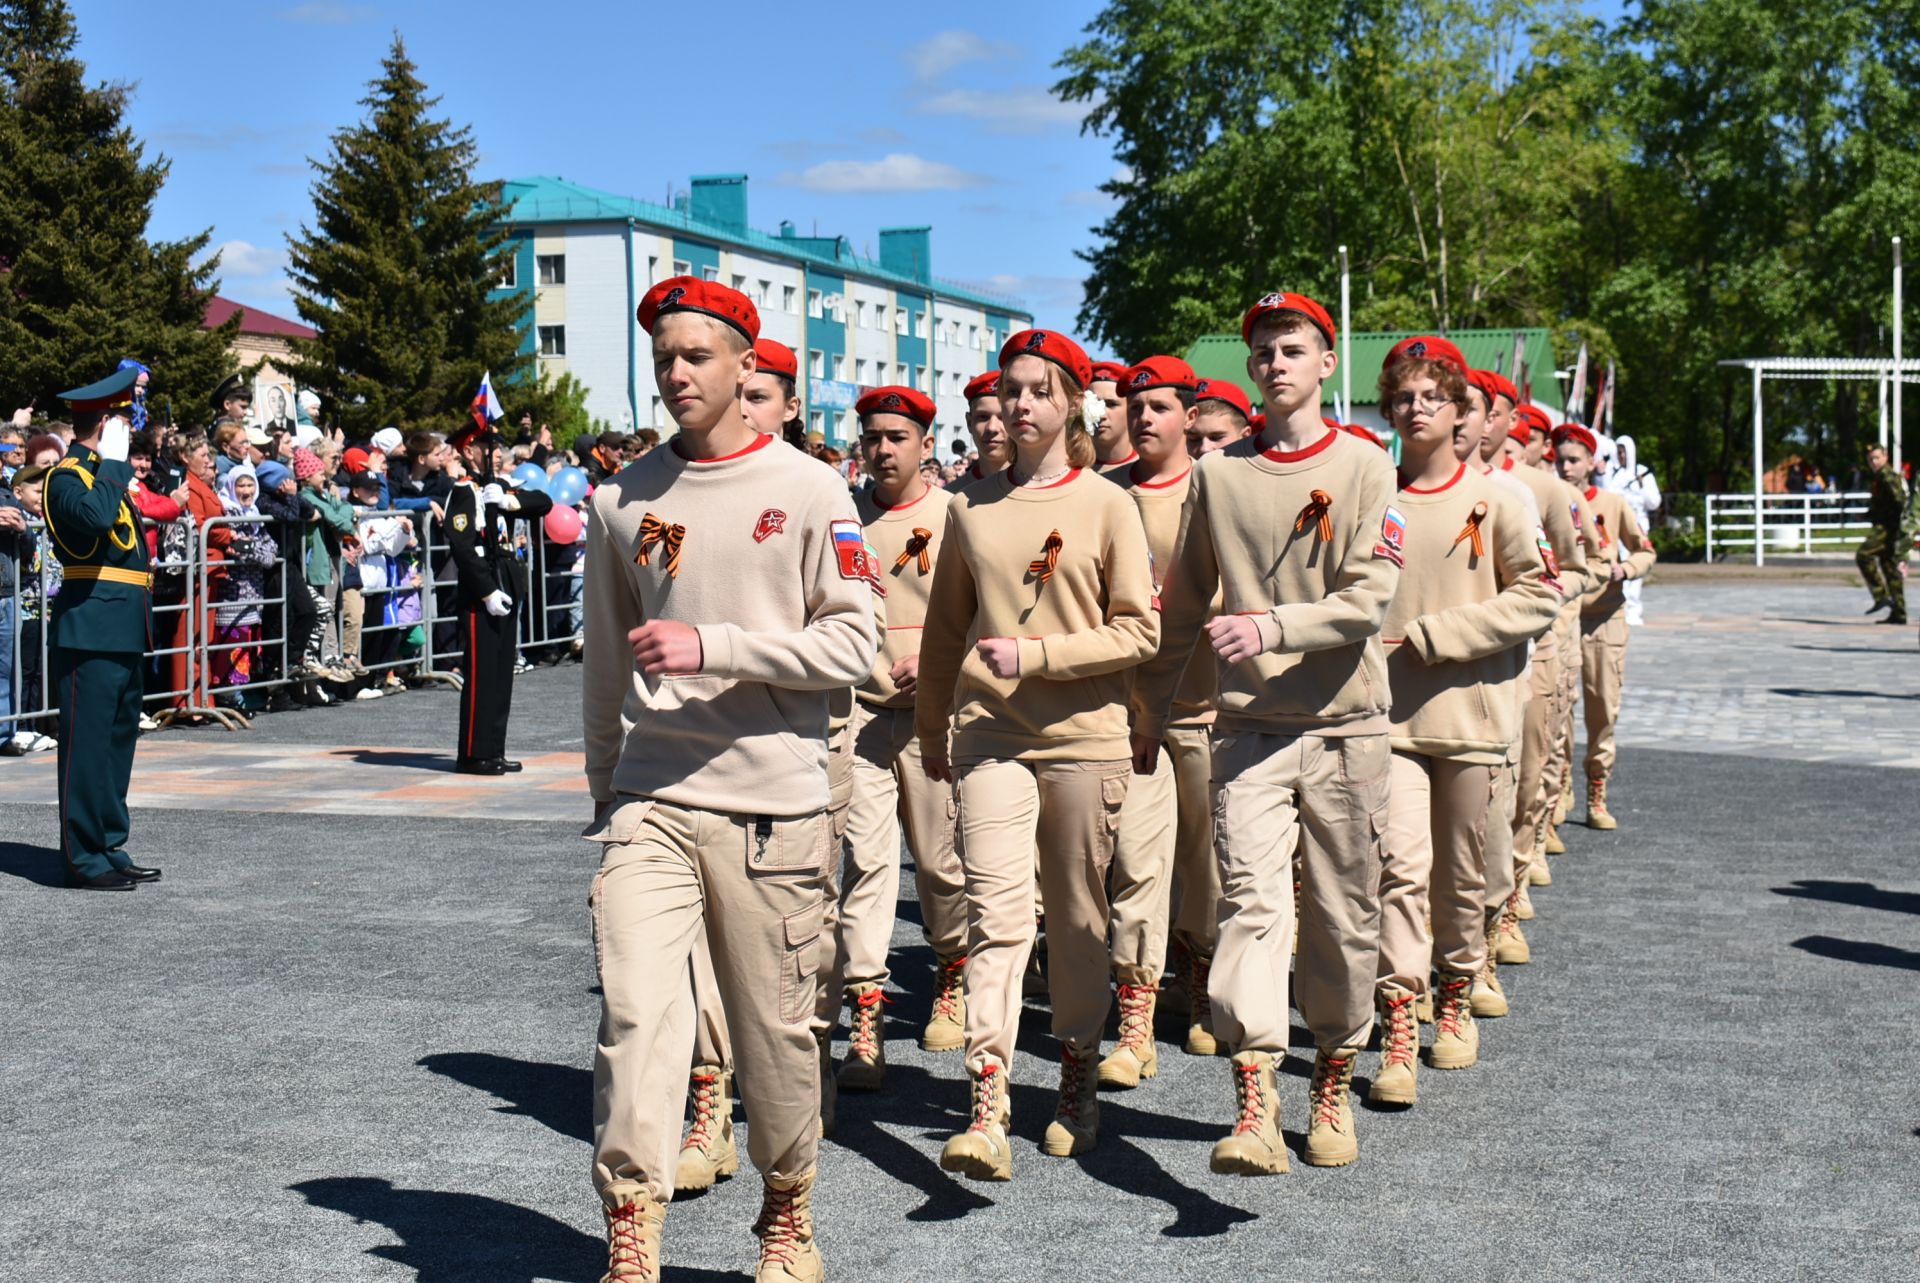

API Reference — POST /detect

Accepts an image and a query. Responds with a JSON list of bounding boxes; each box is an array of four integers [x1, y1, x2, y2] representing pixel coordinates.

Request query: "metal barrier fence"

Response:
[[1703, 491, 1914, 563], [1, 501, 586, 741]]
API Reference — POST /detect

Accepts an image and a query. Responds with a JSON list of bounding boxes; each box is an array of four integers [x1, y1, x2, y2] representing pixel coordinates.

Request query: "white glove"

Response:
[[98, 415, 131, 463], [480, 482, 515, 511], [482, 589, 513, 618]]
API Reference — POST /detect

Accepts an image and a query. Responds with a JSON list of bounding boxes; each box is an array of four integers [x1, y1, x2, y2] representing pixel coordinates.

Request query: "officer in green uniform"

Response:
[[1858, 444, 1910, 625], [43, 366, 161, 890]]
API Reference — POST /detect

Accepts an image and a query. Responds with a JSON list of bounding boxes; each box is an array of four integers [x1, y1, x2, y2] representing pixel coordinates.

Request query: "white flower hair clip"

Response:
[[1080, 389, 1106, 431]]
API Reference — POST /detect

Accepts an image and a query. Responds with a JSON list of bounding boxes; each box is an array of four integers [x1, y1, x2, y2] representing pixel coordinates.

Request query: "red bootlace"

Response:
[[1055, 1048, 1087, 1120], [848, 987, 890, 1060], [683, 1071, 720, 1151], [1115, 982, 1156, 1051], [1382, 993, 1417, 1068], [1230, 1059, 1267, 1135], [1435, 976, 1473, 1038], [968, 1062, 1001, 1132], [932, 956, 966, 1022], [754, 1185, 805, 1267], [605, 1198, 652, 1280], [1311, 1055, 1350, 1128]]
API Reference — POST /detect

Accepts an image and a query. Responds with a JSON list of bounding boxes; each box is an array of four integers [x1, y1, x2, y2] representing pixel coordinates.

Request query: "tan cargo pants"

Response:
[[837, 700, 969, 982], [955, 758, 1129, 1073], [1484, 747, 1522, 909], [1210, 730, 1387, 1056], [1541, 604, 1583, 825], [1516, 635, 1566, 872], [590, 797, 826, 1205], [1581, 610, 1629, 781], [1108, 744, 1176, 986], [1165, 724, 1219, 960], [1378, 751, 1495, 993]]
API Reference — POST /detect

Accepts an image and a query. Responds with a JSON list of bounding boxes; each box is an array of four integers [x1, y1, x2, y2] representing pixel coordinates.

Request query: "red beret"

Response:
[[1471, 369, 1519, 406], [1193, 378, 1252, 420], [1552, 422, 1598, 454], [1507, 420, 1533, 445], [1001, 328, 1093, 389], [1385, 335, 1468, 376], [1241, 291, 1337, 347], [343, 447, 370, 474], [1347, 423, 1388, 450], [1249, 412, 1266, 434], [963, 370, 1002, 402], [855, 385, 936, 429], [1124, 355, 1198, 395], [1516, 405, 1554, 438], [753, 339, 798, 380], [1089, 360, 1131, 387], [637, 275, 759, 342]]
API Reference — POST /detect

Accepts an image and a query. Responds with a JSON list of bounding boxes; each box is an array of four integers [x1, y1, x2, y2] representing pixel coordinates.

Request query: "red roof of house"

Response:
[[203, 295, 316, 340]]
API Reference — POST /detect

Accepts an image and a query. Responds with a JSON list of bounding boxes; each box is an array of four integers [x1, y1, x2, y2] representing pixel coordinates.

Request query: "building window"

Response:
[[808, 289, 823, 319], [647, 255, 659, 284], [895, 307, 908, 333], [856, 300, 869, 328], [650, 395, 664, 425], [538, 325, 566, 357], [809, 410, 825, 436], [833, 355, 847, 381], [536, 254, 566, 286], [784, 285, 798, 313], [732, 273, 747, 292], [914, 312, 927, 339], [497, 255, 517, 289], [877, 308, 890, 333], [854, 358, 868, 383], [757, 279, 772, 306], [894, 362, 906, 383], [809, 349, 825, 378], [915, 364, 927, 392], [702, 265, 720, 282], [969, 324, 980, 350], [673, 259, 691, 276]]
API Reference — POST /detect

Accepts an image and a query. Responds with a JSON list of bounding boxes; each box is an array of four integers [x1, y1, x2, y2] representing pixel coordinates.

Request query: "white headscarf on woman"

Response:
[[217, 460, 261, 516]]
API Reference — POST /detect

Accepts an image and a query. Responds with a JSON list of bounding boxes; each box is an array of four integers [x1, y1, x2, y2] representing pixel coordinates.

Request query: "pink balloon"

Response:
[[543, 503, 584, 544]]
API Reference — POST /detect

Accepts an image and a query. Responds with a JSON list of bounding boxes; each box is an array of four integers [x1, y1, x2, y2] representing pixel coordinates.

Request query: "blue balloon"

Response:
[[511, 462, 550, 493], [548, 465, 589, 506]]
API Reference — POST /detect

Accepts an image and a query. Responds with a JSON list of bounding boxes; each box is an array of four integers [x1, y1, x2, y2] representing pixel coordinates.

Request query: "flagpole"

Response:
[[1338, 245, 1352, 422]]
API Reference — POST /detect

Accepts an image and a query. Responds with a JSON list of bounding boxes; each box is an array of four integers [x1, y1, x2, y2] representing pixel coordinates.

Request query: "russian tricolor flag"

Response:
[[471, 370, 504, 432]]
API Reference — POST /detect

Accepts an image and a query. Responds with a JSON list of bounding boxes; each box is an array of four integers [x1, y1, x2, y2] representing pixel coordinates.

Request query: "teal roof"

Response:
[[498, 176, 1027, 315], [1186, 328, 1565, 413]]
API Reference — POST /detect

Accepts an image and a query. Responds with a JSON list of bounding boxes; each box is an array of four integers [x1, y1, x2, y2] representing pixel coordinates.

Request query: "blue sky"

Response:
[[72, 0, 1119, 334]]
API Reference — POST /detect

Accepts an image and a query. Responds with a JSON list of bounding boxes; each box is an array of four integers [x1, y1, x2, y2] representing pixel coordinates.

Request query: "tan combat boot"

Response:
[[836, 983, 888, 1090], [1429, 972, 1480, 1070], [1515, 881, 1536, 920], [1543, 824, 1565, 856], [1493, 894, 1532, 965], [1587, 776, 1618, 830], [753, 1170, 823, 1283], [1210, 1050, 1289, 1175], [1098, 982, 1160, 1088], [1471, 959, 1509, 1019], [674, 1065, 739, 1193], [1185, 952, 1219, 1055], [1553, 773, 1573, 826], [814, 1029, 836, 1137], [1042, 1045, 1099, 1155], [939, 1061, 1012, 1181], [1367, 987, 1419, 1107], [600, 1181, 665, 1283], [1304, 1045, 1361, 1167], [921, 955, 966, 1052]]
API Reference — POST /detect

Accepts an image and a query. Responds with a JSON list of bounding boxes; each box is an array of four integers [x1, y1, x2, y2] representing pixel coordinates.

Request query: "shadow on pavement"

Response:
[[1770, 687, 1920, 701], [419, 1052, 591, 1143], [290, 1177, 747, 1283], [1773, 879, 1920, 916], [0, 840, 66, 887], [1788, 644, 1920, 655], [342, 749, 459, 771], [1791, 935, 1920, 972]]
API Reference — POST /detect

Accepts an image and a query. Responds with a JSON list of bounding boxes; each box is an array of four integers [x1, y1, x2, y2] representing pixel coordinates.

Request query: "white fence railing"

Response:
[[1704, 491, 1912, 563]]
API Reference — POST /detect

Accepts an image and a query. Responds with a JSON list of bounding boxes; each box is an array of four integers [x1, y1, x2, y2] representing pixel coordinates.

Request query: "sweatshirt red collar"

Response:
[[1131, 464, 1191, 490], [679, 432, 773, 465], [1262, 428, 1338, 463], [1102, 450, 1139, 469], [1584, 485, 1600, 501], [871, 479, 933, 512], [1401, 462, 1467, 494]]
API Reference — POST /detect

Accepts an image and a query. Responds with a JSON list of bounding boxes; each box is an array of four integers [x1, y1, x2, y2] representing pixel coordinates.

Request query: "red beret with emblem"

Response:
[[637, 275, 759, 342], [1123, 355, 1198, 395], [1515, 404, 1554, 439], [1385, 335, 1468, 376], [1551, 422, 1598, 454], [1241, 291, 1337, 348], [753, 338, 798, 380], [1000, 329, 1093, 389], [963, 370, 1002, 402], [855, 385, 936, 429], [1089, 360, 1131, 387], [1193, 378, 1252, 420], [1470, 368, 1520, 407]]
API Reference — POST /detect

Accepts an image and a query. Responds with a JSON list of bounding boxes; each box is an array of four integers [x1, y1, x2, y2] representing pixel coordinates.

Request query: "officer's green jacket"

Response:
[[43, 440, 153, 654], [1868, 465, 1909, 531]]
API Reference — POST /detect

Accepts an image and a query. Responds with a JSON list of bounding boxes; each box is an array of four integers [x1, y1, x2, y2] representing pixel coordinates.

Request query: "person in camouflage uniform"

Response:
[[1857, 445, 1911, 624]]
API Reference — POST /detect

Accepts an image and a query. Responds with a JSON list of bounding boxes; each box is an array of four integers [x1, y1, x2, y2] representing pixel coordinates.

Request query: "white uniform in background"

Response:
[[1607, 434, 1662, 626]]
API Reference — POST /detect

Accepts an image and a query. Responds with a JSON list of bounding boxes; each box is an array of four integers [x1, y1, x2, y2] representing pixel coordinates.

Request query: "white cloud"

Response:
[[780, 154, 992, 194], [906, 31, 1018, 83], [918, 86, 1087, 132], [203, 240, 287, 281]]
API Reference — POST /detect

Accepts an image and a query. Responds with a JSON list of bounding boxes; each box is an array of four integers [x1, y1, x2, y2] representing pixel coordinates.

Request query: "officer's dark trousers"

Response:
[[457, 604, 516, 764], [53, 648, 141, 880]]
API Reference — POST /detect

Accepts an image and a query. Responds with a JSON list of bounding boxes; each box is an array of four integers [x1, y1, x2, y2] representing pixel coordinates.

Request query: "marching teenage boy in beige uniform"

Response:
[[584, 279, 877, 1283], [1096, 355, 1200, 1090], [1526, 406, 1602, 853], [950, 370, 1011, 494], [832, 386, 970, 1091], [919, 330, 1158, 1181], [1555, 423, 1656, 830], [1134, 292, 1399, 1174], [1088, 359, 1137, 474], [1368, 338, 1558, 1111]]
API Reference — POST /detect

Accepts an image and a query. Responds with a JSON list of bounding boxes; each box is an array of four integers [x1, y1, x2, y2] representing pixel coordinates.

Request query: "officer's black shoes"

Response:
[[499, 759, 524, 772], [66, 869, 140, 891], [1865, 600, 1890, 615], [115, 862, 163, 882], [455, 757, 508, 776], [1878, 615, 1910, 625]]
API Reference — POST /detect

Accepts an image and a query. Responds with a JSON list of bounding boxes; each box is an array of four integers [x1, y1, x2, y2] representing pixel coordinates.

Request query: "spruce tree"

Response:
[[0, 0, 234, 421], [286, 35, 529, 437]]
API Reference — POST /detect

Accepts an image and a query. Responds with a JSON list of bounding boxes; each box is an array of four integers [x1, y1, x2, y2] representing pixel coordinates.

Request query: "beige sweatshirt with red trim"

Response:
[[1134, 428, 1400, 743], [581, 432, 879, 815], [1579, 485, 1657, 618], [855, 480, 952, 708], [1111, 463, 1218, 727], [1384, 463, 1562, 762], [916, 467, 1158, 763]]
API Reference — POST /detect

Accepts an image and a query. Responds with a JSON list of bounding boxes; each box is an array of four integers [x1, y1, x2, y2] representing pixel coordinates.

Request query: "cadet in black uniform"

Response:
[[42, 367, 162, 889], [445, 420, 553, 774]]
